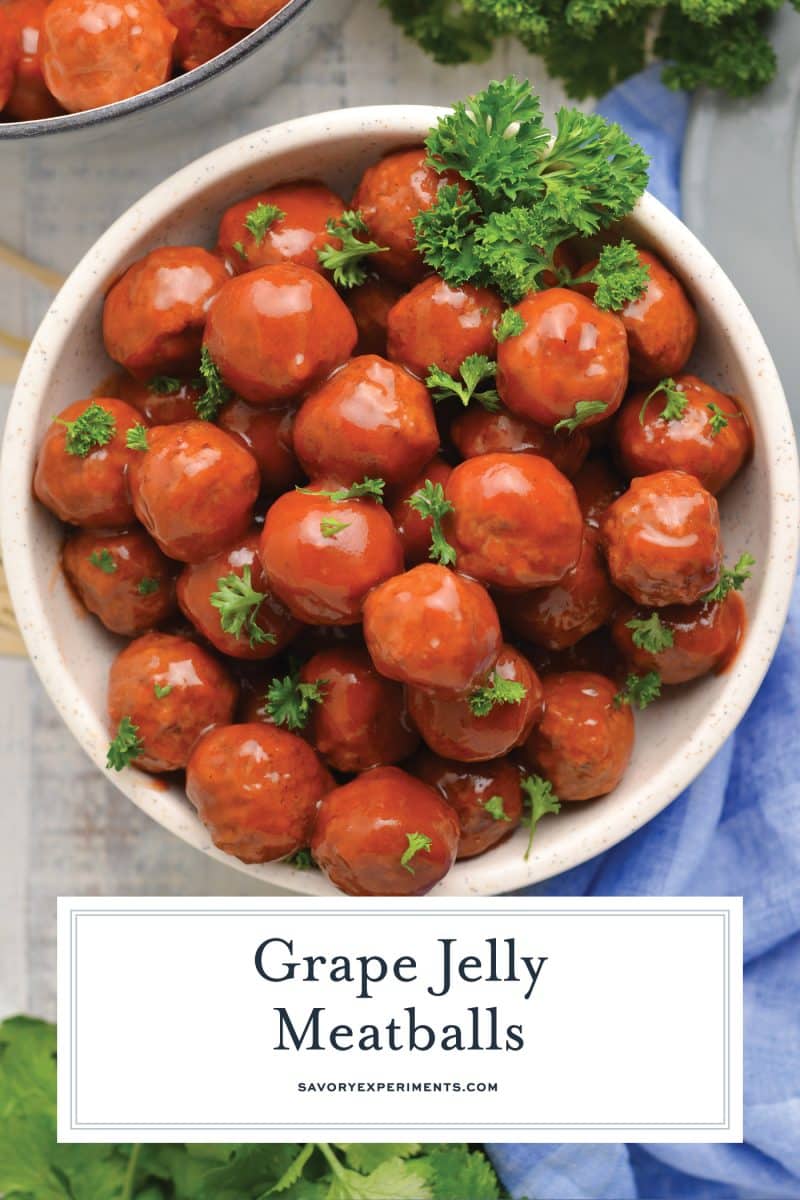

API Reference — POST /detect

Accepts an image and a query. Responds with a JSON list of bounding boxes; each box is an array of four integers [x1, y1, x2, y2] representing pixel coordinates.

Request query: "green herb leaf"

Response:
[[426, 353, 500, 411], [400, 831, 433, 874], [244, 201, 285, 245], [232, 240, 248, 260], [154, 683, 172, 699], [126, 423, 149, 451], [614, 670, 662, 710], [317, 211, 389, 288], [578, 239, 650, 311], [196, 346, 231, 421], [639, 377, 688, 424], [299, 477, 385, 504], [320, 517, 351, 538], [284, 848, 314, 871], [553, 400, 608, 433], [337, 1146, 421, 1175], [266, 669, 327, 732], [482, 794, 510, 822], [406, 479, 456, 567], [494, 308, 525, 342], [88, 548, 117, 574], [209, 565, 276, 648], [472, 202, 567, 302], [520, 773, 561, 860], [420, 1145, 500, 1200], [469, 671, 527, 717], [57, 401, 116, 457], [702, 552, 755, 603], [413, 184, 483, 286], [137, 577, 160, 595], [148, 374, 181, 395], [707, 401, 729, 435], [106, 716, 143, 771], [626, 613, 675, 655]]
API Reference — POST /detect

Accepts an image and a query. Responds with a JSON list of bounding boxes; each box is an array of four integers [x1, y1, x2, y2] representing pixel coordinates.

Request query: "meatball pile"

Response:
[[33, 151, 753, 897]]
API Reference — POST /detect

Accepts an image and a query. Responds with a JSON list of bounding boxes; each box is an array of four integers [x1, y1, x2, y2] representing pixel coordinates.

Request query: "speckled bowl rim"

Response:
[[2, 106, 798, 896]]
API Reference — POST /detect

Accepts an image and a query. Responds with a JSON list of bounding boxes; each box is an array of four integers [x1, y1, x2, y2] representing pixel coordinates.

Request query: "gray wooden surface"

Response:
[[0, 1, 572, 1022]]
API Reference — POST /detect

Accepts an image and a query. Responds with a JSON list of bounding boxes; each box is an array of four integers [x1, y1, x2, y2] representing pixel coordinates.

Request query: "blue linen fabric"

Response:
[[487, 65, 800, 1200]]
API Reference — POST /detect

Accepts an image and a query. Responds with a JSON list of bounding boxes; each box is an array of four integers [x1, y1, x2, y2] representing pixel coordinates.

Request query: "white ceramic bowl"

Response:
[[2, 107, 798, 895]]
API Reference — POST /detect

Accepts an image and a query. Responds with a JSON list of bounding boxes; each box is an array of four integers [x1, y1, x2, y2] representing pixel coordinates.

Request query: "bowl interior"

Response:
[[2, 107, 797, 896]]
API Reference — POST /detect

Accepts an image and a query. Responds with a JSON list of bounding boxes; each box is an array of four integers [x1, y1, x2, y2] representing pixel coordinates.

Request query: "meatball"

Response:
[[1, 0, 62, 121], [601, 470, 722, 607], [387, 276, 503, 377], [352, 148, 467, 284], [611, 592, 745, 684], [363, 564, 502, 694], [293, 355, 439, 487], [217, 398, 300, 495], [186, 723, 331, 863], [200, 0, 285, 29], [300, 646, 419, 773], [412, 751, 523, 859], [34, 397, 144, 529], [450, 406, 589, 480], [40, 0, 176, 113], [203, 264, 357, 406], [217, 181, 346, 275], [0, 11, 16, 111], [161, 0, 240, 72], [114, 373, 201, 426], [311, 766, 460, 896], [496, 288, 629, 428], [496, 530, 619, 651], [615, 375, 752, 495], [616, 249, 698, 383], [62, 528, 177, 637], [407, 643, 543, 762], [260, 487, 403, 625], [521, 671, 634, 801], [389, 456, 452, 566], [107, 632, 237, 772], [128, 421, 259, 563], [177, 531, 299, 660], [348, 276, 404, 357], [103, 246, 228, 380], [443, 453, 583, 589], [572, 457, 625, 529]]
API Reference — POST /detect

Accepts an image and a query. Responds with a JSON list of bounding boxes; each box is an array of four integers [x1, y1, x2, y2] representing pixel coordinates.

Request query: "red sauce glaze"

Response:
[[103, 246, 229, 380], [0, 11, 16, 111], [612, 248, 698, 384], [260, 488, 403, 625], [615, 375, 753, 495], [450, 405, 589, 480], [600, 469, 722, 607], [443, 452, 583, 589], [571, 457, 626, 529], [611, 591, 745, 684], [348, 276, 405, 357], [1, 0, 62, 120], [216, 398, 300, 495], [217, 182, 347, 276], [177, 530, 299, 660], [363, 564, 502, 694], [407, 642, 543, 762], [33, 397, 144, 529], [386, 275, 503, 377], [521, 671, 634, 801], [160, 0, 241, 72], [113, 373, 201, 425], [411, 750, 523, 859], [496, 288, 629, 428], [128, 421, 260, 563], [300, 645, 419, 773], [293, 355, 439, 487], [186, 722, 332, 862], [200, 0, 286, 29], [311, 766, 460, 896], [107, 631, 238, 772], [389, 455, 453, 566], [62, 528, 177, 636], [525, 626, 625, 683], [203, 263, 357, 406]]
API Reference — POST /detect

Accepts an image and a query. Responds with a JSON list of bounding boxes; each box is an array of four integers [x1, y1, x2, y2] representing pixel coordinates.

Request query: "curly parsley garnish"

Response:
[[148, 375, 181, 395], [469, 671, 527, 717], [406, 479, 456, 567], [153, 682, 172, 699], [553, 400, 608, 433], [702, 552, 755, 603], [266, 668, 327, 731], [125, 423, 149, 451], [196, 346, 231, 421], [209, 565, 276, 649], [317, 210, 389, 288], [244, 201, 285, 244], [106, 716, 143, 771], [495, 308, 526, 342], [57, 402, 116, 458], [137, 577, 160, 595], [706, 401, 733, 436], [482, 794, 511, 822], [88, 548, 116, 574], [298, 476, 385, 504], [426, 354, 500, 411], [520, 773, 561, 860], [401, 831, 433, 874], [639, 377, 688, 424], [626, 613, 675, 655], [614, 671, 662, 710], [284, 848, 314, 870], [576, 240, 650, 311]]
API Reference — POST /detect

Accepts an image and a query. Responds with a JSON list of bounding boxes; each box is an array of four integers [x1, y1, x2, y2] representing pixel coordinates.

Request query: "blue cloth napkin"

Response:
[[487, 65, 800, 1200]]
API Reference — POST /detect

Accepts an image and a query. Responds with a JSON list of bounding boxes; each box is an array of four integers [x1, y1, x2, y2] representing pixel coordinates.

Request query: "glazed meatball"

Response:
[[611, 592, 744, 684], [201, 0, 285, 29], [203, 263, 357, 406], [0, 12, 16, 111], [62, 528, 177, 636], [293, 355, 439, 486], [177, 531, 299, 660], [41, 0, 177, 113], [363, 564, 502, 694], [128, 421, 260, 563], [300, 646, 419, 773], [186, 723, 331, 863], [352, 148, 467, 284], [496, 288, 629, 428], [311, 766, 460, 896], [412, 751, 523, 859], [451, 405, 589, 480], [114, 373, 201, 426], [616, 249, 698, 383], [1, 0, 62, 121], [107, 632, 237, 772], [444, 453, 583, 589], [387, 276, 503, 377], [161, 0, 240, 72], [260, 487, 403, 625], [34, 397, 144, 529], [217, 398, 300, 495], [615, 375, 752, 495], [348, 276, 404, 357], [217, 181, 346, 275], [601, 470, 722, 606], [407, 643, 543, 762], [389, 456, 452, 566], [521, 671, 634, 801], [572, 457, 625, 529], [103, 246, 228, 380]]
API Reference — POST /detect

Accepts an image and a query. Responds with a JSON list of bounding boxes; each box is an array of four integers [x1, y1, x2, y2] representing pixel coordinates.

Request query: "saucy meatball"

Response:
[[444, 453, 583, 589], [0, 13, 16, 111], [203, 263, 357, 406], [40, 0, 177, 113], [186, 723, 331, 863], [217, 398, 299, 495], [300, 646, 419, 773], [63, 528, 177, 637], [348, 276, 404, 357], [260, 487, 403, 625], [615, 375, 752, 495], [521, 671, 634, 801], [615, 249, 698, 383], [1, 0, 62, 121], [572, 457, 625, 529], [412, 751, 523, 859], [389, 456, 452, 566], [496, 288, 629, 428], [103, 246, 228, 380], [128, 421, 260, 563], [363, 563, 502, 694], [34, 397, 143, 529], [107, 632, 237, 772], [407, 643, 543, 762], [293, 355, 439, 486], [311, 766, 460, 896], [450, 405, 589, 480], [200, 0, 285, 29], [601, 470, 722, 607], [114, 373, 201, 426], [217, 181, 346, 275], [387, 276, 503, 377], [177, 531, 299, 660], [161, 0, 240, 72], [611, 592, 744, 684]]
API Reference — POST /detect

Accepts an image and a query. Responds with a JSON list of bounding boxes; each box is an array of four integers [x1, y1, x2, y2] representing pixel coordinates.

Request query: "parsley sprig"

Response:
[[575, 241, 650, 311], [626, 613, 675, 655], [106, 716, 143, 771], [320, 517, 351, 538], [707, 401, 736, 436], [299, 476, 386, 504], [137, 577, 160, 595], [614, 671, 662, 710], [265, 668, 327, 731], [88, 548, 116, 574], [243, 201, 285, 244], [482, 794, 511, 822], [469, 671, 527, 717], [56, 401, 116, 457], [406, 479, 456, 567], [196, 346, 231, 421], [209, 565, 276, 649], [148, 374, 181, 395], [426, 354, 500, 411], [495, 308, 526, 342], [125, 423, 149, 451], [317, 210, 389, 288], [520, 773, 561, 860], [639, 377, 688, 424], [702, 552, 755, 603], [400, 831, 433, 874], [553, 400, 608, 433]]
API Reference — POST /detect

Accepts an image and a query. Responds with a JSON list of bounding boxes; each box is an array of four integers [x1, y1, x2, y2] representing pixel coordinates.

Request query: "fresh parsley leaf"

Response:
[[106, 716, 144, 771], [317, 211, 389, 288], [209, 565, 276, 649], [482, 794, 510, 822], [232, 240, 248, 260], [284, 848, 314, 870], [244, 201, 285, 244], [137, 577, 160, 595], [702, 552, 755, 603], [400, 832, 433, 874], [88, 548, 117, 574], [126, 423, 149, 451], [337, 1146, 421, 1175], [494, 308, 525, 341], [154, 682, 172, 699], [266, 669, 327, 731], [299, 477, 385, 504], [553, 400, 608, 433], [520, 773, 561, 860], [197, 346, 231, 421], [320, 518, 351, 538], [57, 401, 116, 457], [406, 479, 456, 567], [469, 671, 527, 717], [421, 1145, 500, 1200], [639, 377, 688, 424], [626, 613, 675, 655], [426, 354, 500, 411], [473, 202, 568, 302], [577, 240, 650, 311], [707, 401, 730, 435], [413, 184, 483, 285], [614, 670, 662, 710], [148, 374, 181, 394]]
